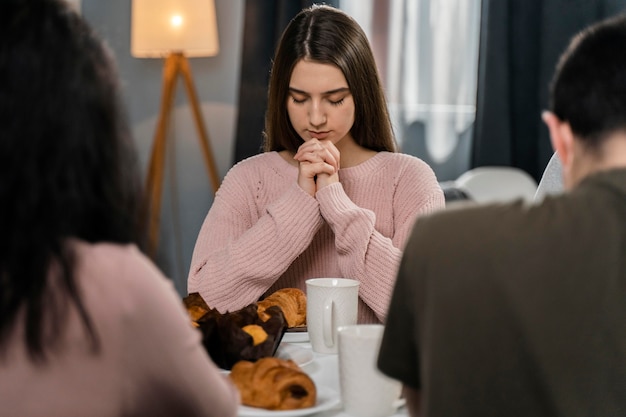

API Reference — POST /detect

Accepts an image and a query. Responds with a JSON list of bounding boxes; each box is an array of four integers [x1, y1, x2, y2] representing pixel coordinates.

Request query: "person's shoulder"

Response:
[[232, 152, 276, 166], [72, 240, 180, 317], [378, 151, 426, 165], [376, 151, 436, 174], [411, 199, 536, 246], [376, 152, 440, 191], [217, 152, 294, 202], [72, 240, 166, 287], [412, 191, 597, 257], [73, 239, 144, 264], [228, 152, 285, 174], [222, 152, 289, 183]]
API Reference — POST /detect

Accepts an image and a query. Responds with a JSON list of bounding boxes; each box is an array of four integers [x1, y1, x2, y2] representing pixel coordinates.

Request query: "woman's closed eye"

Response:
[[291, 95, 307, 104], [326, 91, 351, 106], [288, 87, 350, 106], [291, 96, 345, 106]]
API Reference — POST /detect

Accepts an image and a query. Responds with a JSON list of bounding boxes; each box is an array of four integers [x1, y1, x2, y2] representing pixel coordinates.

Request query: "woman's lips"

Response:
[[308, 131, 330, 139]]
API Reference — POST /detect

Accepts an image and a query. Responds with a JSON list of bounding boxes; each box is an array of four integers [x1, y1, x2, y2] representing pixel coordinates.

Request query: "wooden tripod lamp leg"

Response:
[[179, 55, 221, 193], [143, 53, 222, 256], [144, 53, 181, 256]]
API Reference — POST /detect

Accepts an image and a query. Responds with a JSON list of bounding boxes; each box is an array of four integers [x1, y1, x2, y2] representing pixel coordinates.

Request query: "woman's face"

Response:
[[286, 59, 355, 146]]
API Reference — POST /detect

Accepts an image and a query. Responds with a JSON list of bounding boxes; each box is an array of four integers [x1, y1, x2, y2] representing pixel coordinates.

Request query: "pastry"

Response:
[[257, 288, 307, 328], [229, 357, 317, 410], [183, 292, 210, 323], [183, 293, 288, 370]]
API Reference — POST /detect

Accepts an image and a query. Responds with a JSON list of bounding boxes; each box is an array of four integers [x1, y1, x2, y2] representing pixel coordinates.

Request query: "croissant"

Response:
[[230, 357, 317, 410], [257, 288, 306, 328]]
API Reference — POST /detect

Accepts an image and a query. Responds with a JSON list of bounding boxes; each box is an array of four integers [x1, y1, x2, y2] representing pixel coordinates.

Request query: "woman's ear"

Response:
[[542, 111, 575, 169]]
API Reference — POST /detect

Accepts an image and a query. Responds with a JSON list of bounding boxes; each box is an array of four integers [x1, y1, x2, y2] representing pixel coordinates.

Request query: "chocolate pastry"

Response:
[[229, 357, 317, 410], [183, 293, 287, 370]]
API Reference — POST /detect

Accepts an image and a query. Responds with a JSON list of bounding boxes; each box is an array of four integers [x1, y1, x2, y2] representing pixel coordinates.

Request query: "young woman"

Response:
[[188, 4, 445, 323], [0, 1, 238, 415]]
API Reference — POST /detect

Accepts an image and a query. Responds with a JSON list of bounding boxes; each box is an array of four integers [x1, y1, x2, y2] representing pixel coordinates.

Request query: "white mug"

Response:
[[305, 278, 359, 354], [338, 324, 403, 417]]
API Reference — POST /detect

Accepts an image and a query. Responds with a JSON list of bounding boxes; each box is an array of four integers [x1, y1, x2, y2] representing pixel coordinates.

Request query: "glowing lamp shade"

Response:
[[131, 0, 219, 58], [131, 0, 222, 255]]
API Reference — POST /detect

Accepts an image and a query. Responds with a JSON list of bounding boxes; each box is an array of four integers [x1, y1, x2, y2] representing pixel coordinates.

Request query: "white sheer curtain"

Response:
[[341, 0, 481, 179]]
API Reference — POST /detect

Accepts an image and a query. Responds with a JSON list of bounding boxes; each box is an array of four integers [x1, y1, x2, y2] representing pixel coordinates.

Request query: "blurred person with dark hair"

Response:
[[0, 0, 238, 415], [379, 14, 626, 417]]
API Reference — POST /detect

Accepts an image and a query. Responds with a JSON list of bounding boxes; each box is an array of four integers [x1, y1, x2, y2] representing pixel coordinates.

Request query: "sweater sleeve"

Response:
[[316, 157, 444, 322], [188, 168, 324, 313]]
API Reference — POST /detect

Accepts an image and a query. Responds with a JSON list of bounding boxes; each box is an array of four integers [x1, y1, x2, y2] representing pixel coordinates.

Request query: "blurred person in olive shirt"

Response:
[[379, 14, 626, 417]]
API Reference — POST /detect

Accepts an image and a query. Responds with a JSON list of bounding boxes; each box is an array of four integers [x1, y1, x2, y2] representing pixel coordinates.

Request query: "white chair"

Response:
[[534, 152, 564, 202], [453, 166, 538, 204]]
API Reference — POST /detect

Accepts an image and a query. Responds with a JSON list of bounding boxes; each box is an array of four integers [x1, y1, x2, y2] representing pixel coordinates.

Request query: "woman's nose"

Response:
[[308, 102, 326, 127]]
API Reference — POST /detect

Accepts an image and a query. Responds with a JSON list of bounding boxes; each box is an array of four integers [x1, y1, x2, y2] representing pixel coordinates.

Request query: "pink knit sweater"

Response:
[[188, 151, 444, 323]]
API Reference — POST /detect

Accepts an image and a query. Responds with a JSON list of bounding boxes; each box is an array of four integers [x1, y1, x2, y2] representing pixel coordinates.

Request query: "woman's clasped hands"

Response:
[[293, 139, 340, 196]]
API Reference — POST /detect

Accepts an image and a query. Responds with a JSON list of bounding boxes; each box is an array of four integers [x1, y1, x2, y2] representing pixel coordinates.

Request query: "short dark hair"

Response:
[[0, 0, 142, 360], [549, 14, 626, 147], [263, 4, 396, 153]]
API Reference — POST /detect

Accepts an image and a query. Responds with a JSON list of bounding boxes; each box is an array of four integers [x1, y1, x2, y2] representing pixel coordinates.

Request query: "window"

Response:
[[340, 0, 482, 180]]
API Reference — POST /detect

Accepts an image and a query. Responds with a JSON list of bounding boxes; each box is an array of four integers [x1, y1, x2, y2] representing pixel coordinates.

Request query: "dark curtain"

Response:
[[233, 0, 339, 164], [472, 0, 626, 182]]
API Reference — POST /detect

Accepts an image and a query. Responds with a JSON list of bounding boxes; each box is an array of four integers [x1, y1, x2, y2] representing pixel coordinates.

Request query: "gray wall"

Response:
[[82, 0, 245, 295]]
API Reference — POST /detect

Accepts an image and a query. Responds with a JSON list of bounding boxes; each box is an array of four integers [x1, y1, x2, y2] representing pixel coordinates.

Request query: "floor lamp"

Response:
[[132, 0, 221, 256]]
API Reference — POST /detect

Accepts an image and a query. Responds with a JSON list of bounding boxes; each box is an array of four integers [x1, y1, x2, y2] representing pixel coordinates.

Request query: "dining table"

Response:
[[236, 332, 408, 417]]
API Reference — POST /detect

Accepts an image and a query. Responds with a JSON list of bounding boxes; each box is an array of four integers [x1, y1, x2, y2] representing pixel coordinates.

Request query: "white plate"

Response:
[[275, 344, 314, 367], [281, 331, 309, 343], [238, 386, 340, 417]]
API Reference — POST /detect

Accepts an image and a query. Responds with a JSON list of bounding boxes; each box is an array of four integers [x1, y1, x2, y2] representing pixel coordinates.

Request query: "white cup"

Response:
[[338, 324, 403, 417], [305, 278, 359, 354]]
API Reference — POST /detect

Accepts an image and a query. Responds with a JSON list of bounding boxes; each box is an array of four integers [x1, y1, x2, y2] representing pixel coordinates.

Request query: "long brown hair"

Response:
[[263, 4, 397, 153]]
